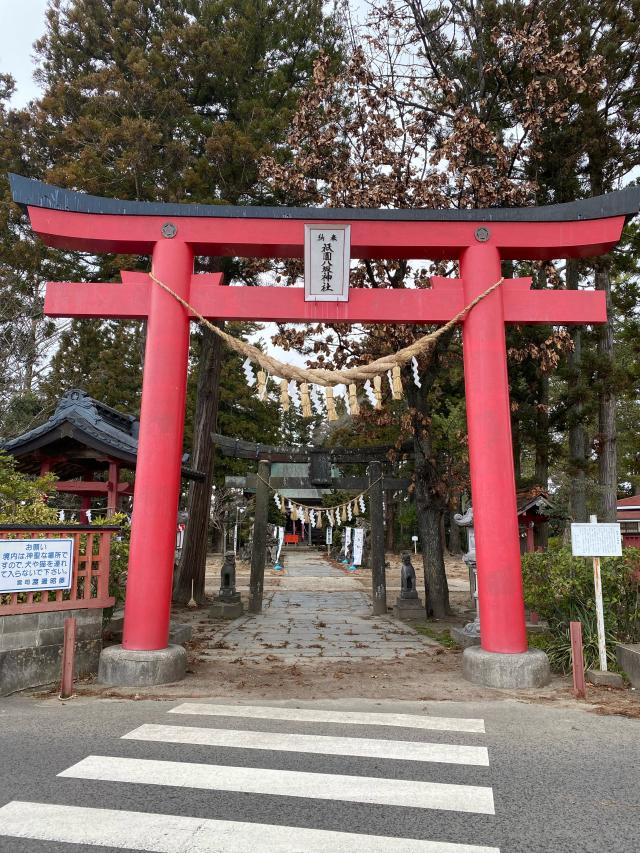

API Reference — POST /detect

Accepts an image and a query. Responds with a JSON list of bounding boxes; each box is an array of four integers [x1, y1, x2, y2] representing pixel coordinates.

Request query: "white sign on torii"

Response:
[[304, 224, 351, 302]]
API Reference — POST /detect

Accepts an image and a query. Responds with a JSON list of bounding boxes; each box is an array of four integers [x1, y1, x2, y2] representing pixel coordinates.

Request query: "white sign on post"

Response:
[[570, 523, 622, 557], [0, 538, 74, 594], [352, 528, 364, 566], [571, 517, 622, 673], [304, 224, 350, 302], [325, 527, 333, 545]]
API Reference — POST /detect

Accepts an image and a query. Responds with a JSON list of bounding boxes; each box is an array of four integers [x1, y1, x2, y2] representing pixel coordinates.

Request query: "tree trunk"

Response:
[[405, 331, 455, 619], [566, 259, 588, 523], [595, 258, 618, 521], [534, 374, 549, 488], [534, 373, 550, 547], [447, 497, 462, 555], [512, 415, 522, 484], [369, 461, 387, 615], [173, 327, 224, 604], [414, 433, 449, 619]]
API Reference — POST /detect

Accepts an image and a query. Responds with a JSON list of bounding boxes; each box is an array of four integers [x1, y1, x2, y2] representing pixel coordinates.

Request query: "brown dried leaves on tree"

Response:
[[258, 1, 600, 615]]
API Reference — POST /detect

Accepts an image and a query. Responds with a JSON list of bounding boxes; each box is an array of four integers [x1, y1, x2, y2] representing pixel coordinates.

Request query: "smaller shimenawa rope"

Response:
[[149, 272, 504, 387], [256, 472, 382, 513]]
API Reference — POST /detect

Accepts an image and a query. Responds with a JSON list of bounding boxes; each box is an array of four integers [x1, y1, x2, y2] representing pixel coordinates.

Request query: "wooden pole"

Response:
[[570, 621, 586, 699], [249, 459, 271, 614], [590, 514, 608, 671], [60, 617, 77, 699], [368, 461, 387, 615]]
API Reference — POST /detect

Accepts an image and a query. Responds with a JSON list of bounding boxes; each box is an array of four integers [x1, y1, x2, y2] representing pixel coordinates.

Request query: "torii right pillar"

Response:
[[460, 244, 543, 687]]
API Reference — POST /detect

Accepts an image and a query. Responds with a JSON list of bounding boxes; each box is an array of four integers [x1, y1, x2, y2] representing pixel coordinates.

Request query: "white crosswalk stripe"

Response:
[[0, 802, 500, 853], [0, 701, 500, 851], [169, 702, 486, 733], [59, 754, 495, 814], [123, 722, 490, 765]]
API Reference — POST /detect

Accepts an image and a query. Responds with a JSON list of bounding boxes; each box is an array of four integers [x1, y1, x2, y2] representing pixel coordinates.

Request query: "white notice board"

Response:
[[570, 523, 622, 557], [0, 538, 74, 594]]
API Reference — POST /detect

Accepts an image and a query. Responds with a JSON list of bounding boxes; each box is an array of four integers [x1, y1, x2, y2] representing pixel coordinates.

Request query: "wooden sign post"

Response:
[[570, 515, 623, 672]]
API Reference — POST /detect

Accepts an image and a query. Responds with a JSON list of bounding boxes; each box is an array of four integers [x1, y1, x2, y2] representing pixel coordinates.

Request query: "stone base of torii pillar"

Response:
[[98, 644, 186, 687]]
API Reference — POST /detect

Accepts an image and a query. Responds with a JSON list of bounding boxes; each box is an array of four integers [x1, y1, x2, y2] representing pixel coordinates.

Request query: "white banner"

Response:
[[275, 526, 285, 562], [344, 526, 352, 556], [352, 529, 364, 566]]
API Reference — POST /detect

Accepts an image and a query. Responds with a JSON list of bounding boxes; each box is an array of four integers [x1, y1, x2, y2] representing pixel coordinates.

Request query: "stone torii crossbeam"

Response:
[[10, 173, 640, 688]]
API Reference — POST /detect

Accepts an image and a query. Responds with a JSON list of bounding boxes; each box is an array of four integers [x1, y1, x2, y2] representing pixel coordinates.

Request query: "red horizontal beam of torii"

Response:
[[10, 174, 639, 685], [45, 273, 606, 325]]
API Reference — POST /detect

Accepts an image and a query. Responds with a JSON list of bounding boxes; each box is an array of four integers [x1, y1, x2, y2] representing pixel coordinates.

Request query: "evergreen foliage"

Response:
[[0, 450, 58, 524]]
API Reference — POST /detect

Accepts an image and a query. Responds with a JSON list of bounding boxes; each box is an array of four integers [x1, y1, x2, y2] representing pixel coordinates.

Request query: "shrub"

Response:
[[522, 546, 640, 673], [91, 513, 130, 613], [0, 450, 58, 525]]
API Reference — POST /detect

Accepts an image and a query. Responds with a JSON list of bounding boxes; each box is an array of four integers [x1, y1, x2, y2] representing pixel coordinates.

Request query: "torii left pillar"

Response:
[[100, 239, 194, 685]]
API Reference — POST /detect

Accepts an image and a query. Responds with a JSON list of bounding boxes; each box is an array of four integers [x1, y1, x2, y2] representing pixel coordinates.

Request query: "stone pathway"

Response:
[[200, 549, 436, 662]]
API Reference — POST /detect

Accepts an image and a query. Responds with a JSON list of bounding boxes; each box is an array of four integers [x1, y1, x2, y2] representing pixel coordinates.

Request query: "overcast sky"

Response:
[[1, 1, 369, 108], [0, 0, 49, 106]]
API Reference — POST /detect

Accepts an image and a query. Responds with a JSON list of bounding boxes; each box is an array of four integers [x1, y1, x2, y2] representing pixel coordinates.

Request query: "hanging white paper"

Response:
[[243, 358, 256, 387], [411, 356, 422, 388], [310, 385, 324, 414], [363, 380, 377, 408]]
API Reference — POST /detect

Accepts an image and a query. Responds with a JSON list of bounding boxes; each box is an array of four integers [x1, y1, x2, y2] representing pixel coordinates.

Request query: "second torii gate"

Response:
[[10, 173, 639, 688]]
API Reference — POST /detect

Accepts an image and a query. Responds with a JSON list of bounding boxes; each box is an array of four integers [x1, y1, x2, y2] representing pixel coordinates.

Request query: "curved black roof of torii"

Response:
[[9, 173, 640, 223], [3, 389, 203, 480]]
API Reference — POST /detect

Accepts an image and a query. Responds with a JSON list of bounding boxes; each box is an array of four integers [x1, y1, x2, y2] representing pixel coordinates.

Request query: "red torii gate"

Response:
[[10, 174, 639, 688]]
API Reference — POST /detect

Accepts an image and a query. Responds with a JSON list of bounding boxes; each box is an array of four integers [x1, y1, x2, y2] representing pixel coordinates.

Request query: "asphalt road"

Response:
[[0, 695, 637, 852]]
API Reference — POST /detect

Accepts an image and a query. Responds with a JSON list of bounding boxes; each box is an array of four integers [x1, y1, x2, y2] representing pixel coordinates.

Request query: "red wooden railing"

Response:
[[0, 525, 117, 615]]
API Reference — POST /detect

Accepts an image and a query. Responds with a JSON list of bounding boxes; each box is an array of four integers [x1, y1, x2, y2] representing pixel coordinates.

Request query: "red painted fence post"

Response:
[[60, 617, 76, 699]]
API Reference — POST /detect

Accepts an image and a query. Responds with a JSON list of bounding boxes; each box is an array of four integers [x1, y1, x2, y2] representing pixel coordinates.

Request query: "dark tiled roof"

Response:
[[3, 389, 202, 480], [3, 389, 139, 463], [517, 489, 553, 516]]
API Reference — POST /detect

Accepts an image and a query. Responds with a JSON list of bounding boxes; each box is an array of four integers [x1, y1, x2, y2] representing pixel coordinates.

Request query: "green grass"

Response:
[[413, 624, 459, 648]]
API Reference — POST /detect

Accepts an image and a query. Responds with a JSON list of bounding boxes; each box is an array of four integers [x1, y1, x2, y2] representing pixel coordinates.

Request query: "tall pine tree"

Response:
[[27, 0, 340, 602]]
